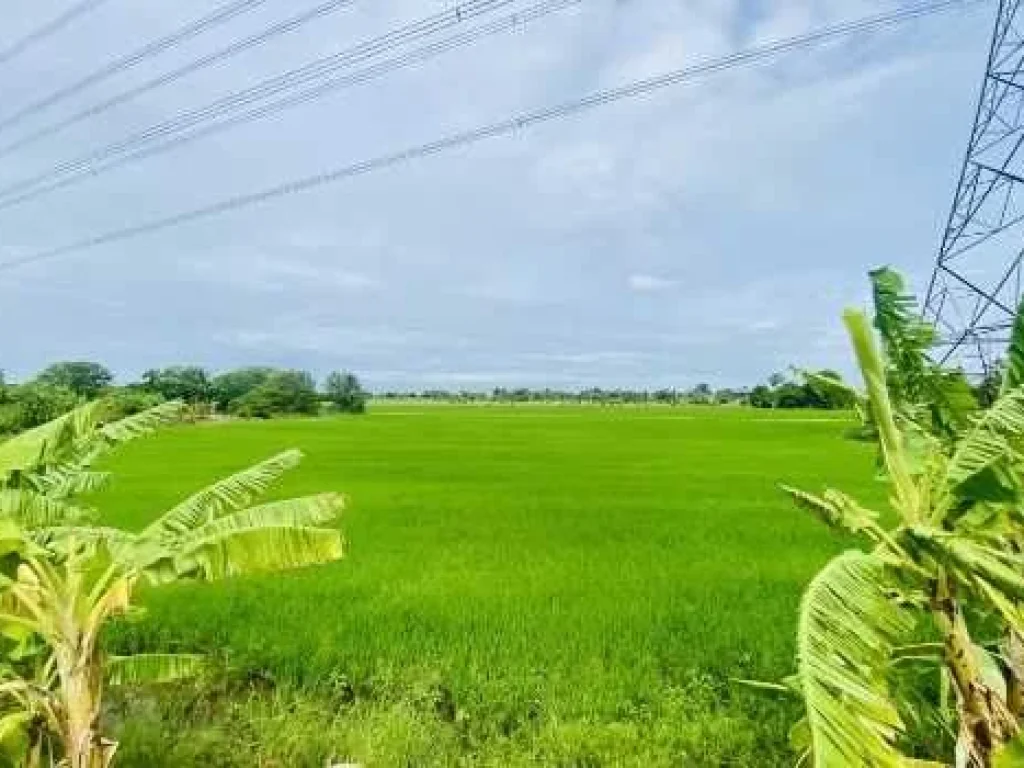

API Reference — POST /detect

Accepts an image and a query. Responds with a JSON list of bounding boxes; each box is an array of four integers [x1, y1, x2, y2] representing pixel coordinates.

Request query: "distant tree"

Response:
[[652, 389, 677, 404], [774, 381, 810, 408], [36, 361, 112, 399], [231, 370, 318, 418], [748, 385, 774, 408], [803, 369, 858, 410], [323, 371, 368, 413], [141, 365, 212, 403], [210, 367, 275, 411]]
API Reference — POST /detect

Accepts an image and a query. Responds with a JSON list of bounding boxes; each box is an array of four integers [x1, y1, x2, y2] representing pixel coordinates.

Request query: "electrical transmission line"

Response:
[[0, 0, 110, 67], [0, 0, 524, 210], [0, 0, 981, 273], [0, 0, 271, 133], [0, 0, 360, 161]]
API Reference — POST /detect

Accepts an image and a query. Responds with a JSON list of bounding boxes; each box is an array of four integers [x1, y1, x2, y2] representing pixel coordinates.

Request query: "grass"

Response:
[[90, 405, 882, 766]]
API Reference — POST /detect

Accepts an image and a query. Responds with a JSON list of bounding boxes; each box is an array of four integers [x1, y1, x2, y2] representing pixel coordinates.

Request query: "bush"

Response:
[[211, 368, 276, 412], [323, 371, 368, 414], [230, 371, 319, 418], [0, 382, 79, 434], [101, 388, 166, 420]]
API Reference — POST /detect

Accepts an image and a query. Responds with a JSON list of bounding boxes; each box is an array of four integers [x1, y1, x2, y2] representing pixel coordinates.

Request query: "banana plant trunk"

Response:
[[934, 576, 1019, 766], [57, 646, 115, 768]]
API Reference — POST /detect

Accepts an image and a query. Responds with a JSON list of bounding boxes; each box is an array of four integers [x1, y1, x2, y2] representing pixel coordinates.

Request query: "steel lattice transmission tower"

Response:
[[925, 0, 1024, 371]]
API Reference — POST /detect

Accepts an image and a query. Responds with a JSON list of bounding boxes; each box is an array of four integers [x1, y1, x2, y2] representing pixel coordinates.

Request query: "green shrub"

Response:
[[0, 382, 78, 434], [101, 388, 166, 420], [323, 371, 368, 414], [229, 371, 319, 418]]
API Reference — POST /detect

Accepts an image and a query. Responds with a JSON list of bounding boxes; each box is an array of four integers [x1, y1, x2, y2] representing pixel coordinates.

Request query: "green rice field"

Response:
[[92, 405, 883, 766]]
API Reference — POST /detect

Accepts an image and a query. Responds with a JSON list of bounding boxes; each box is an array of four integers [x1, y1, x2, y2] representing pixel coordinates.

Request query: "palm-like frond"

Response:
[[845, 309, 920, 518], [31, 470, 110, 499], [870, 267, 935, 401], [171, 525, 343, 581], [40, 399, 184, 478], [944, 389, 1024, 507], [909, 531, 1024, 603], [170, 493, 344, 551], [1002, 297, 1024, 397], [105, 653, 205, 686], [869, 267, 976, 439], [30, 526, 137, 562], [0, 401, 99, 476], [141, 449, 303, 541], [96, 400, 184, 444], [0, 399, 182, 489], [0, 491, 92, 528], [798, 550, 914, 767], [781, 485, 881, 538]]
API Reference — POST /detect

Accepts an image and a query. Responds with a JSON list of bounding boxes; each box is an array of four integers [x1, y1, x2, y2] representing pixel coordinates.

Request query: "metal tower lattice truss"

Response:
[[925, 0, 1024, 371]]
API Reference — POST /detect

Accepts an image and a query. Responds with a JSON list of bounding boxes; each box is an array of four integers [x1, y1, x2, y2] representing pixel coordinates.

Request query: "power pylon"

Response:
[[924, 0, 1024, 372]]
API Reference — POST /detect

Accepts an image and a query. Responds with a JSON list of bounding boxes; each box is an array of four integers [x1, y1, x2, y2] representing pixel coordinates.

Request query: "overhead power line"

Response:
[[0, 0, 518, 210], [0, 0, 982, 274], [0, 0, 359, 160], [0, 0, 111, 68], [0, 0, 580, 213], [0, 0, 271, 134]]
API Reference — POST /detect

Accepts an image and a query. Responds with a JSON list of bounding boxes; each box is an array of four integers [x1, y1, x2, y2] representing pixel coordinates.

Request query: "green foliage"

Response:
[[229, 370, 319, 418], [0, 382, 78, 434], [748, 370, 855, 410], [210, 368, 275, 412], [869, 266, 977, 441], [323, 371, 368, 414], [869, 267, 936, 404], [772, 269, 1024, 766], [796, 552, 912, 766], [35, 361, 113, 399], [141, 366, 211, 404], [0, 406, 344, 766], [101, 388, 165, 420]]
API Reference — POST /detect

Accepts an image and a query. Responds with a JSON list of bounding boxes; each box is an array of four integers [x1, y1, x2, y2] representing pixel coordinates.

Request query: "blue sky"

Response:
[[0, 0, 995, 389]]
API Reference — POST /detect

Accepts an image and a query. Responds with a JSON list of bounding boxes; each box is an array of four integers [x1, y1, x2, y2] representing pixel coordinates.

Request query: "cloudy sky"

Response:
[[0, 0, 995, 389]]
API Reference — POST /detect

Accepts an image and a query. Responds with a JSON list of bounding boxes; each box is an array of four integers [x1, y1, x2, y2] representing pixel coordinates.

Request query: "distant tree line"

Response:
[[0, 361, 368, 434], [375, 384, 751, 405], [8, 358, 996, 437], [374, 371, 856, 408]]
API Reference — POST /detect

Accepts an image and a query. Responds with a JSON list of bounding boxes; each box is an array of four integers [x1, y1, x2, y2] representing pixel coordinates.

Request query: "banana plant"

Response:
[[0, 448, 344, 768], [0, 399, 184, 529], [867, 267, 977, 442], [779, 296, 1024, 767]]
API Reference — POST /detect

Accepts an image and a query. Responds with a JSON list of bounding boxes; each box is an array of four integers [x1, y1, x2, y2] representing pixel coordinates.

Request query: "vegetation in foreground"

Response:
[[0, 399, 345, 766]]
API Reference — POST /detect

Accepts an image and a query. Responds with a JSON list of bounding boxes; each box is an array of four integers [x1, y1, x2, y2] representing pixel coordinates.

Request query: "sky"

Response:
[[0, 0, 997, 390]]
